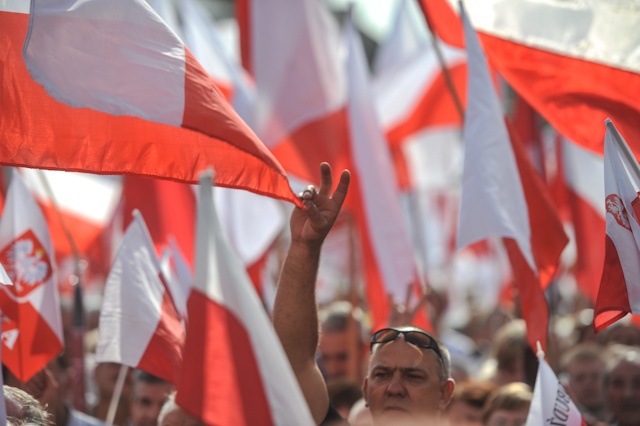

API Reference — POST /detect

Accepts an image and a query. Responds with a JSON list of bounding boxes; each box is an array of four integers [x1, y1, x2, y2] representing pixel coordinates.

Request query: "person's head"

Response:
[[447, 381, 497, 426], [327, 378, 363, 419], [319, 301, 367, 381], [481, 382, 532, 426], [604, 344, 640, 426], [93, 362, 134, 402], [362, 326, 455, 425], [600, 322, 640, 347], [158, 392, 205, 426], [4, 385, 51, 425], [559, 343, 605, 412], [129, 370, 174, 426], [491, 320, 537, 387]]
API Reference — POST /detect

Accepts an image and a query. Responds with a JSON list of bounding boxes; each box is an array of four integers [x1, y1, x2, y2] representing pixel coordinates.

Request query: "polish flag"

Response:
[[561, 139, 606, 303], [176, 0, 256, 123], [237, 0, 350, 184], [420, 0, 640, 157], [456, 5, 567, 351], [526, 356, 585, 426], [122, 176, 196, 269], [8, 0, 300, 206], [373, 0, 466, 190], [344, 14, 428, 331], [18, 169, 122, 262], [594, 119, 640, 332], [175, 171, 314, 425], [96, 211, 184, 384], [0, 171, 63, 382]]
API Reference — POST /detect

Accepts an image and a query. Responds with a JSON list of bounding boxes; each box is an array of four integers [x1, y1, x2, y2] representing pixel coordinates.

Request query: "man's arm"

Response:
[[273, 163, 350, 424]]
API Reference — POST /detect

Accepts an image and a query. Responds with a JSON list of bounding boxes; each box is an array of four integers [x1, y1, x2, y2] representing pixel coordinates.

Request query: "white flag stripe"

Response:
[[562, 139, 605, 218], [20, 169, 121, 224], [603, 121, 640, 313], [0, 172, 62, 341], [96, 212, 165, 365], [526, 358, 583, 426], [445, 0, 640, 73], [456, 4, 535, 272], [251, 0, 345, 148], [195, 171, 314, 425], [346, 13, 417, 301], [25, 0, 186, 126]]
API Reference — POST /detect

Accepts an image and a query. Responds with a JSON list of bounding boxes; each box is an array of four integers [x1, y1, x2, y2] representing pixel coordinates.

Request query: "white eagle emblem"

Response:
[[606, 194, 632, 231], [0, 230, 52, 298]]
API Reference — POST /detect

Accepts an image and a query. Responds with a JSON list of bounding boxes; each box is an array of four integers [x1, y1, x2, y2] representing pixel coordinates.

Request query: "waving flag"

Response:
[[526, 355, 585, 426], [175, 171, 313, 425], [594, 119, 640, 331], [19, 169, 121, 262], [561, 138, 606, 303], [5, 0, 299, 206], [456, 4, 567, 351], [0, 171, 63, 382], [237, 0, 350, 183], [96, 212, 184, 383], [420, 0, 640, 157], [373, 0, 466, 190], [344, 14, 428, 330]]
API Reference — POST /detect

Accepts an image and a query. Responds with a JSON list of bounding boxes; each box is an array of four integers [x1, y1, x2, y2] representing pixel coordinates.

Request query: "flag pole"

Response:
[[105, 364, 129, 426], [35, 169, 87, 411], [606, 118, 640, 178], [415, 0, 465, 122]]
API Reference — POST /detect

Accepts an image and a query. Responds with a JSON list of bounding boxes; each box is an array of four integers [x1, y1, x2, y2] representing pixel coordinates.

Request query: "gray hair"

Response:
[[4, 385, 51, 425]]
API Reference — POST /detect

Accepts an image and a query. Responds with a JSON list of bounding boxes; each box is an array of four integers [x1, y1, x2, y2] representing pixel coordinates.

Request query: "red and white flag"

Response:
[[373, 0, 466, 190], [526, 355, 585, 426], [122, 176, 196, 269], [175, 171, 314, 425], [0, 171, 63, 382], [237, 0, 350, 183], [420, 0, 640, 157], [19, 169, 122, 263], [344, 14, 428, 330], [560, 138, 606, 303], [96, 211, 184, 384], [176, 0, 256, 123], [7, 0, 299, 206], [594, 119, 640, 331], [456, 4, 567, 351]]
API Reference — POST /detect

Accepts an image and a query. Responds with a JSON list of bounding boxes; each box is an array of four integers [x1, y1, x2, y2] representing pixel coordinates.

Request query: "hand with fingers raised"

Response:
[[290, 162, 350, 251]]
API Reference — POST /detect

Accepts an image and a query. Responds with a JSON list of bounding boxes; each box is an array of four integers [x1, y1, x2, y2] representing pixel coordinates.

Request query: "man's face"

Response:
[[363, 337, 453, 425], [319, 331, 350, 380], [565, 359, 605, 410], [607, 360, 640, 426], [130, 382, 174, 426]]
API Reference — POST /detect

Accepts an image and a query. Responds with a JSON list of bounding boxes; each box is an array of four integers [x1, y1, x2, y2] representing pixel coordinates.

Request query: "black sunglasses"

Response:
[[370, 328, 444, 364]]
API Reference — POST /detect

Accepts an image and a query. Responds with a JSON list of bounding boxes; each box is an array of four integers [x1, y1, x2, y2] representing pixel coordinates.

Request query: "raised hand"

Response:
[[289, 162, 350, 250]]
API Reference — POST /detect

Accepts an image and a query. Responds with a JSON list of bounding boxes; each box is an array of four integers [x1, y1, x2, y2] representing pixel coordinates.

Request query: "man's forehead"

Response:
[[369, 339, 436, 369]]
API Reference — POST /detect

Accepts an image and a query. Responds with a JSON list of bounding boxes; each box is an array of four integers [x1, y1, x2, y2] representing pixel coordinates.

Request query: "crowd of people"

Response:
[[4, 164, 640, 426]]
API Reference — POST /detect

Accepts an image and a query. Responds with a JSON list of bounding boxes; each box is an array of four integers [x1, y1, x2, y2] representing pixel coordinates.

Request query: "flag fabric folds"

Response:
[[96, 211, 184, 384], [344, 13, 426, 330], [8, 0, 299, 206], [594, 119, 640, 331], [456, 4, 567, 351], [525, 355, 585, 426], [237, 0, 350, 184], [420, 0, 640, 157], [0, 171, 63, 382], [175, 171, 314, 425]]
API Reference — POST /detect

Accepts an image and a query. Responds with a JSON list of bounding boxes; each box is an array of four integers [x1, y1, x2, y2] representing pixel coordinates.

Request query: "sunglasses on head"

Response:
[[370, 328, 444, 363]]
